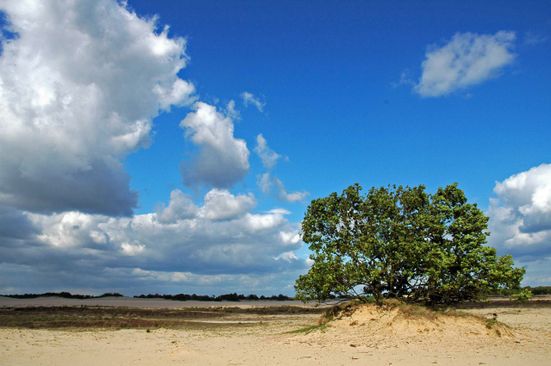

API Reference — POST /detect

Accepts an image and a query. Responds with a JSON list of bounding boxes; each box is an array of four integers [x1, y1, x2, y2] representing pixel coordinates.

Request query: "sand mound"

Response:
[[330, 302, 512, 337], [298, 302, 518, 348]]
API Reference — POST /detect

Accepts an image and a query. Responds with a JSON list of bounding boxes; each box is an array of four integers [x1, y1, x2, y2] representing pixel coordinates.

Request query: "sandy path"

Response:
[[1, 327, 550, 366]]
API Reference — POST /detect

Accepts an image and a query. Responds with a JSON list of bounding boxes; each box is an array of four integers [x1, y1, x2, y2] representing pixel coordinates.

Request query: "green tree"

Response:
[[295, 183, 524, 305]]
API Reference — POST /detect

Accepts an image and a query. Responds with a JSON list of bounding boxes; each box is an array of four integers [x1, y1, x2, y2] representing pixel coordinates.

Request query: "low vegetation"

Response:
[[1, 292, 293, 302], [0, 305, 324, 330], [2, 292, 124, 299], [134, 293, 292, 302]]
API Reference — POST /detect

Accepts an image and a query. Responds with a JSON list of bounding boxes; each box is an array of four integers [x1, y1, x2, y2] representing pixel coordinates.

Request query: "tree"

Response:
[[295, 183, 524, 305]]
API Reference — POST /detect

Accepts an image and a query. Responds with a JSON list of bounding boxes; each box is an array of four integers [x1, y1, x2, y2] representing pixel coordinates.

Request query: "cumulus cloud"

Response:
[[488, 163, 551, 260], [0, 188, 305, 293], [0, 1, 308, 295], [0, 0, 194, 215], [121, 242, 146, 256], [25, 189, 302, 276], [240, 91, 265, 112], [180, 102, 249, 188], [254, 134, 281, 169], [156, 190, 198, 224], [279, 230, 301, 245], [198, 189, 255, 221], [33, 211, 109, 248], [415, 31, 516, 97]]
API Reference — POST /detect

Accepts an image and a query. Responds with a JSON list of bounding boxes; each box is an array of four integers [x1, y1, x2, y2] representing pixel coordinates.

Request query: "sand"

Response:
[[1, 302, 551, 365]]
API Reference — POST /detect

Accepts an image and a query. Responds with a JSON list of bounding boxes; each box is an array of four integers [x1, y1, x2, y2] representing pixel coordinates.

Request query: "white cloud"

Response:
[[252, 134, 308, 202], [121, 242, 145, 256], [279, 230, 301, 245], [488, 163, 551, 259], [33, 211, 108, 248], [275, 251, 298, 262], [257, 172, 272, 193], [256, 172, 308, 202], [0, 1, 311, 295], [0, 0, 194, 215], [240, 91, 265, 112], [274, 178, 309, 202], [199, 189, 255, 221], [156, 190, 198, 224], [22, 189, 303, 281], [254, 134, 281, 169], [415, 31, 516, 97], [180, 102, 249, 188], [225, 99, 240, 120]]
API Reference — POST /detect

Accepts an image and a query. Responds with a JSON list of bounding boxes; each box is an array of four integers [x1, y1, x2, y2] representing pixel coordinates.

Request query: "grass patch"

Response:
[[287, 323, 328, 334], [485, 318, 498, 329], [0, 306, 320, 330]]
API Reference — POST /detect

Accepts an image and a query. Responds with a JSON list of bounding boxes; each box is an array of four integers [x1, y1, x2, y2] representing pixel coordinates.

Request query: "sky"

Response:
[[0, 0, 550, 295]]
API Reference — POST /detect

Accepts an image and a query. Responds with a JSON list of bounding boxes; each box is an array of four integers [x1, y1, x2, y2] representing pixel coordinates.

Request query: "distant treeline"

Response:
[[529, 286, 551, 295], [133, 293, 293, 302], [1, 291, 293, 301], [2, 292, 124, 299], [489, 286, 551, 296], [3, 287, 550, 301]]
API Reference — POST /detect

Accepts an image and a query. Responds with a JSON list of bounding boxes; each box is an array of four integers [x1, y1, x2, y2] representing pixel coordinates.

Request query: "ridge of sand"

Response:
[[297, 302, 520, 349]]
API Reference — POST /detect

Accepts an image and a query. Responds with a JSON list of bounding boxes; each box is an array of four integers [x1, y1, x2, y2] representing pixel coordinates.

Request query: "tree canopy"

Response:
[[295, 183, 524, 305]]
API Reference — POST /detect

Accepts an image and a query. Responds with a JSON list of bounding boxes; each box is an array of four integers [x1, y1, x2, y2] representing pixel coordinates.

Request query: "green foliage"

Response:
[[512, 288, 533, 302], [295, 183, 525, 305]]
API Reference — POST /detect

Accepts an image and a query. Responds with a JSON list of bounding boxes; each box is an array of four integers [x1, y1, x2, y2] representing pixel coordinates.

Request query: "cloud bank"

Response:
[[489, 163, 551, 260], [0, 0, 308, 295], [415, 31, 516, 97], [0, 189, 304, 294], [0, 0, 194, 216]]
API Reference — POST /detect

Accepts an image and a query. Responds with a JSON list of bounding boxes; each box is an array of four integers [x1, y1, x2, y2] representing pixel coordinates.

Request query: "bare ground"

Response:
[[1, 298, 551, 365]]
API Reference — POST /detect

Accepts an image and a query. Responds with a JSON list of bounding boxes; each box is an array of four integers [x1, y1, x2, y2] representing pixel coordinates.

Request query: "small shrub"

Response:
[[512, 288, 533, 302]]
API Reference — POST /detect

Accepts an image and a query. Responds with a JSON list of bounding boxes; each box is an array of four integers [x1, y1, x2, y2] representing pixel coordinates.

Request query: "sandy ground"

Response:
[[1, 303, 551, 365]]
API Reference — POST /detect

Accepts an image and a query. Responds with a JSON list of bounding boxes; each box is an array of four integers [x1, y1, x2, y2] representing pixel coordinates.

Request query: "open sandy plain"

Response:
[[1, 297, 550, 365]]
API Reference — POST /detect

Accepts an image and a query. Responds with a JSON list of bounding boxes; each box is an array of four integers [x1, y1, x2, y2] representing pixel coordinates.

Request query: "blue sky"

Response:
[[126, 0, 550, 213], [0, 0, 550, 295]]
